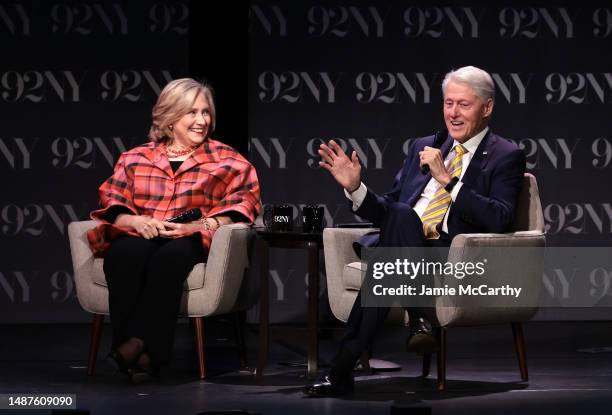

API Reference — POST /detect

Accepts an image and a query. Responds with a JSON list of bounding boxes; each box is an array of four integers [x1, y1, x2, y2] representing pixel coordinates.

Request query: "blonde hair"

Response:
[[148, 78, 216, 143]]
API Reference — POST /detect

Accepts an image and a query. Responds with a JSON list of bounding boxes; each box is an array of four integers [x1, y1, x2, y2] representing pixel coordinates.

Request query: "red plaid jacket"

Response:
[[87, 138, 261, 257]]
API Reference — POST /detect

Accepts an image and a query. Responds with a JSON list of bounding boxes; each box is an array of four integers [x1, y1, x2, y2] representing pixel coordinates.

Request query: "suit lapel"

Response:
[[461, 131, 494, 187], [440, 134, 454, 159], [408, 172, 431, 205]]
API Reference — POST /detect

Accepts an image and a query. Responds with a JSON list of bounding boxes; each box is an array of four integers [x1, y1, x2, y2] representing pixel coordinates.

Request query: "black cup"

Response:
[[263, 204, 294, 231], [302, 205, 325, 233]]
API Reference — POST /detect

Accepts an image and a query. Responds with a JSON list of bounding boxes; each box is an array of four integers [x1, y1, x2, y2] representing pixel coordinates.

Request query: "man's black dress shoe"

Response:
[[406, 317, 439, 354], [302, 371, 354, 397]]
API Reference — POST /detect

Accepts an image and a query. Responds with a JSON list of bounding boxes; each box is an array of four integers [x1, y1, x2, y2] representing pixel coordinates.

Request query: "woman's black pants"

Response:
[[103, 235, 206, 366]]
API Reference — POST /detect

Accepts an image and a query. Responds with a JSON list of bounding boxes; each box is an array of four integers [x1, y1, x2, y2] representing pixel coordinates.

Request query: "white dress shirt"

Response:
[[345, 127, 488, 233]]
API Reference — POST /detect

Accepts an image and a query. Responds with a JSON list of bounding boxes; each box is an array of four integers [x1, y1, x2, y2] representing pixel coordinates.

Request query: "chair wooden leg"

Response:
[[511, 322, 529, 381], [436, 327, 447, 391], [360, 350, 372, 374], [422, 353, 432, 378], [87, 314, 104, 376], [233, 311, 248, 370], [192, 317, 206, 379]]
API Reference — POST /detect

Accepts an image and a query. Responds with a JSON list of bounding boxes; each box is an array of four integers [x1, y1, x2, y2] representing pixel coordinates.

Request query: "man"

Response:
[[304, 66, 526, 397]]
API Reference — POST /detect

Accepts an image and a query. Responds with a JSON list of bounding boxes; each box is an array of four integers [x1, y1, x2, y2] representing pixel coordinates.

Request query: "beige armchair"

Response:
[[323, 173, 546, 390], [68, 221, 258, 379]]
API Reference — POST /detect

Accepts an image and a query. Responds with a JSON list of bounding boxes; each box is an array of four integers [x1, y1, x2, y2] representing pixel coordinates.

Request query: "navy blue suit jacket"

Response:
[[354, 130, 527, 248]]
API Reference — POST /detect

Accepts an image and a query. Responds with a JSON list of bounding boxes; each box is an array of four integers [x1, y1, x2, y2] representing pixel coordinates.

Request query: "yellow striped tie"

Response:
[[421, 144, 467, 239]]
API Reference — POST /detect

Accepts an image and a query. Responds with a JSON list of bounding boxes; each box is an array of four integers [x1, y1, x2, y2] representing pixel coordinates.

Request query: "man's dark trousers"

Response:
[[339, 202, 451, 362]]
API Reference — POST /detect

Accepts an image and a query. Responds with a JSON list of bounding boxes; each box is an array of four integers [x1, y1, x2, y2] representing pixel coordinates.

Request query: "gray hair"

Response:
[[442, 66, 495, 102]]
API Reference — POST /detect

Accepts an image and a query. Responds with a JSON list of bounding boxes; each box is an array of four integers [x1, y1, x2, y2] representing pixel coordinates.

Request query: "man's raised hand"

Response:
[[318, 139, 361, 193]]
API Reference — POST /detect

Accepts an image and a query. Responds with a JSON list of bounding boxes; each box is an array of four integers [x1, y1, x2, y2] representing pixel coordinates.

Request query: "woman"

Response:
[[87, 78, 261, 382]]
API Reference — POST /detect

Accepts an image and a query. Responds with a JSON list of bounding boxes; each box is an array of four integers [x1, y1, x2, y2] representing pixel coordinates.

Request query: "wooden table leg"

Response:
[[307, 241, 319, 379], [256, 240, 269, 380]]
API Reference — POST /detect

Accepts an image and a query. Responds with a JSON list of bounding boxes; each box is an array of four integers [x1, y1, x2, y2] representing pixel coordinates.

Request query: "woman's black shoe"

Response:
[[105, 350, 133, 374], [130, 365, 160, 384]]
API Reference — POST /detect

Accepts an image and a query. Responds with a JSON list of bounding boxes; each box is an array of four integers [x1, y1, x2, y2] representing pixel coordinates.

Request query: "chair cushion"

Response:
[[92, 258, 206, 291], [343, 261, 366, 291]]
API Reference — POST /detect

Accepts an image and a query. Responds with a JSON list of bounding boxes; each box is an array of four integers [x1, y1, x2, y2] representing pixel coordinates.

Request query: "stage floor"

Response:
[[1, 320, 612, 415]]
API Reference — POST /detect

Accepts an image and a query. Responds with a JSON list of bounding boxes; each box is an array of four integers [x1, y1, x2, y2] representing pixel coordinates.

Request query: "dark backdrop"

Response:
[[1, 1, 611, 323], [248, 0, 612, 322], [0, 0, 190, 323]]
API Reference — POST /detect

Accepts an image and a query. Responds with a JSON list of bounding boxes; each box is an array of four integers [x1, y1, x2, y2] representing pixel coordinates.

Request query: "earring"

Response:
[[169, 124, 173, 130]]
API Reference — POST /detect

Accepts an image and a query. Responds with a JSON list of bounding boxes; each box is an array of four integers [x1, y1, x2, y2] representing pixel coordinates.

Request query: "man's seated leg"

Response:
[[304, 291, 391, 397], [305, 203, 435, 397], [379, 203, 447, 354], [352, 202, 427, 257], [378, 202, 428, 247]]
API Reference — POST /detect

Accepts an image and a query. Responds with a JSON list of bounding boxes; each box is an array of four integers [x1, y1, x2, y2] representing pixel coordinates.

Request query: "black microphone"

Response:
[[166, 208, 202, 223], [421, 130, 448, 174]]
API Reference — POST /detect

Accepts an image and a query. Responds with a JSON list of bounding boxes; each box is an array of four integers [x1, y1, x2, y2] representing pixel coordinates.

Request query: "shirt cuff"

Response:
[[344, 182, 367, 211], [99, 205, 134, 224], [450, 181, 463, 201]]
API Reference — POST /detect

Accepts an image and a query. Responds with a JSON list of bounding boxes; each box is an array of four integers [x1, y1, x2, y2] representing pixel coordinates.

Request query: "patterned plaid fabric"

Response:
[[87, 138, 262, 257]]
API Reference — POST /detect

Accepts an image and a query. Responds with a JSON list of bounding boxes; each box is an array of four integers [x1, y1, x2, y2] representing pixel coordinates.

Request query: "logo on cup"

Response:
[[264, 204, 294, 231], [302, 205, 325, 233]]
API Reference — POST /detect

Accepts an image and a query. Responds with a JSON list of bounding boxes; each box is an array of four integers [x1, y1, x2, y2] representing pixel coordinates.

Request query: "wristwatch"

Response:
[[444, 176, 460, 193]]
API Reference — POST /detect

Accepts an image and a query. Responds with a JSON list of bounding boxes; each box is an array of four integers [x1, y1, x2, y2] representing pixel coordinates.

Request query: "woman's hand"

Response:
[[118, 215, 166, 239], [159, 221, 205, 239], [154, 216, 232, 239]]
